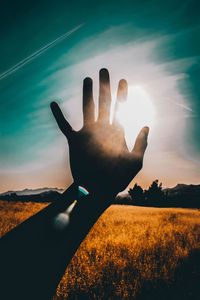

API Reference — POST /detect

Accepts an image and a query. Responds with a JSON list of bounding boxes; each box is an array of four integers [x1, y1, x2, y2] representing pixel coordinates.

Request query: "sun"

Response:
[[115, 86, 155, 150]]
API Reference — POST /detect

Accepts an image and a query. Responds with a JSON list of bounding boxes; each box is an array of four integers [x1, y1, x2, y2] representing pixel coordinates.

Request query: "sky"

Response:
[[0, 0, 200, 193]]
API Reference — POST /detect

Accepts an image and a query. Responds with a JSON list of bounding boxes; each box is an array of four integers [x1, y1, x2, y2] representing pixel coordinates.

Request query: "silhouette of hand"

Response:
[[51, 69, 149, 200]]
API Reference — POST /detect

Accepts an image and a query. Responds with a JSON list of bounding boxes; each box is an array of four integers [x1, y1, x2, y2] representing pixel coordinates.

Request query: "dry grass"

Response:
[[0, 200, 48, 236], [0, 200, 200, 299]]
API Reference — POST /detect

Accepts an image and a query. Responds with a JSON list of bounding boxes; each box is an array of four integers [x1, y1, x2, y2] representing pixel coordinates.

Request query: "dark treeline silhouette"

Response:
[[1, 180, 200, 208], [117, 180, 200, 208], [0, 190, 61, 203], [129, 180, 164, 205]]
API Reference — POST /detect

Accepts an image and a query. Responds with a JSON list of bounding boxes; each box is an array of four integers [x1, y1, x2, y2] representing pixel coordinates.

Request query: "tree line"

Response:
[[115, 180, 200, 208]]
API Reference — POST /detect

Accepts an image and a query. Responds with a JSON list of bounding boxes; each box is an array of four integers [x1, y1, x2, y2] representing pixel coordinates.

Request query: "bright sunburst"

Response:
[[116, 86, 155, 150]]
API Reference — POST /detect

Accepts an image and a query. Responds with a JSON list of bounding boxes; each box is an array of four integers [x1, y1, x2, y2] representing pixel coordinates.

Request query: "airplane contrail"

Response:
[[174, 101, 193, 112], [0, 23, 84, 81]]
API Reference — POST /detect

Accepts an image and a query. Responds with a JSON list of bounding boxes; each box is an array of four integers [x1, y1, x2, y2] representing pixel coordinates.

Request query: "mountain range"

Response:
[[0, 184, 199, 207], [0, 187, 64, 196]]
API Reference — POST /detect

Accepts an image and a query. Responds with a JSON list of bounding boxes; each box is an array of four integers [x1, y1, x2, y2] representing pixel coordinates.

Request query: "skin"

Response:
[[51, 68, 149, 200], [0, 68, 149, 300]]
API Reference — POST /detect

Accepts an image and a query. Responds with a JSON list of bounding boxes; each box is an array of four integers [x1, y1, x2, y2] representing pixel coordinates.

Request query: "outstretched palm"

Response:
[[51, 68, 149, 199]]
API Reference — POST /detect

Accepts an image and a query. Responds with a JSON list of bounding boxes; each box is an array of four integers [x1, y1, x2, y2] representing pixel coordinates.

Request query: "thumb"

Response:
[[133, 126, 149, 157], [50, 101, 73, 139]]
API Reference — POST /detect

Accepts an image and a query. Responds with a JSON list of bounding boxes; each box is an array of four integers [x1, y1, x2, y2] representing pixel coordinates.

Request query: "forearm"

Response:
[[0, 189, 110, 300]]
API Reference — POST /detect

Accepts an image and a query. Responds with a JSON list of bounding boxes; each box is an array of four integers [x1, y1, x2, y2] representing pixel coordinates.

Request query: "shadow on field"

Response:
[[56, 249, 200, 300], [137, 249, 200, 300]]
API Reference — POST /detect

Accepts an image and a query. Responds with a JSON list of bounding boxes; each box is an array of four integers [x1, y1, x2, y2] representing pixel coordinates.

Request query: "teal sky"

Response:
[[0, 0, 200, 192]]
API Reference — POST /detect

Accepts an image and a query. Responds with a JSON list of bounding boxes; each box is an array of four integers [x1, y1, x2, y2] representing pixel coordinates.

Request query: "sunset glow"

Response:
[[1, 1, 200, 193]]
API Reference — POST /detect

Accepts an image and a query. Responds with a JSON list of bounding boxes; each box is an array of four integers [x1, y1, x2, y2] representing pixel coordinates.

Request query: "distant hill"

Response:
[[0, 188, 64, 203], [162, 183, 200, 208], [164, 183, 200, 196], [0, 187, 64, 196]]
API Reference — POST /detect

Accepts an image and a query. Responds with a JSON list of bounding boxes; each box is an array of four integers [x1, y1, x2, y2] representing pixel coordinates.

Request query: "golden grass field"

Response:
[[0, 200, 200, 299]]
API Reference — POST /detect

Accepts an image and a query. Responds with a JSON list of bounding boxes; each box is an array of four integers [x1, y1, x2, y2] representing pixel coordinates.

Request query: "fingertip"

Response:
[[140, 127, 149, 145], [100, 68, 109, 74], [50, 101, 58, 110], [117, 79, 128, 103], [119, 79, 128, 87], [143, 126, 150, 135], [99, 68, 109, 81], [83, 77, 92, 84]]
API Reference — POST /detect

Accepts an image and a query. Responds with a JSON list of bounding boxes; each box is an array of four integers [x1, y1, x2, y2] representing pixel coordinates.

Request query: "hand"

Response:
[[51, 68, 149, 200]]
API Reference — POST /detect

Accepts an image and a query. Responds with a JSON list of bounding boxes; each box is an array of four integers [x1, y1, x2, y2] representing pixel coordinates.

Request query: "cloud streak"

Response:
[[0, 23, 84, 81]]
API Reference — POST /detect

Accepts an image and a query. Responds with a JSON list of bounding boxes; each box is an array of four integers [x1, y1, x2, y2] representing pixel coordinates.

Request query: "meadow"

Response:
[[0, 200, 200, 299]]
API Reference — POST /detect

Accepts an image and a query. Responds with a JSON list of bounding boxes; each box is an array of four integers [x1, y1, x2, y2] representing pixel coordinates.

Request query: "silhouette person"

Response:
[[0, 68, 149, 300]]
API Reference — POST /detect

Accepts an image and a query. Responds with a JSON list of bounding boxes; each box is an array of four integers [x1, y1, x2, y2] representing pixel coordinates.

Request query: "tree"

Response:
[[129, 183, 144, 203], [145, 179, 164, 203]]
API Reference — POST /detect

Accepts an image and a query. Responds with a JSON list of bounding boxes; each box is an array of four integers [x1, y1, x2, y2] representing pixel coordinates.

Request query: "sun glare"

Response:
[[115, 86, 155, 150]]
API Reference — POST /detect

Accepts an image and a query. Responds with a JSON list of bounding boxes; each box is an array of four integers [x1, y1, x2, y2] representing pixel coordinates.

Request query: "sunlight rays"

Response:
[[115, 86, 155, 150]]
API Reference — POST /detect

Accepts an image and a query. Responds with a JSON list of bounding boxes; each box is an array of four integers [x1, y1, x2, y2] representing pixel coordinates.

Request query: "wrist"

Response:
[[72, 192, 109, 220]]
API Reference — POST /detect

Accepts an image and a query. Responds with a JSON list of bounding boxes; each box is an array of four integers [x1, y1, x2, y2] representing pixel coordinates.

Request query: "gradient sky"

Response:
[[0, 0, 200, 193]]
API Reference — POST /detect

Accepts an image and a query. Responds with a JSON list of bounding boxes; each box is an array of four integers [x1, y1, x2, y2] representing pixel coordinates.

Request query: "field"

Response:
[[0, 200, 200, 299]]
